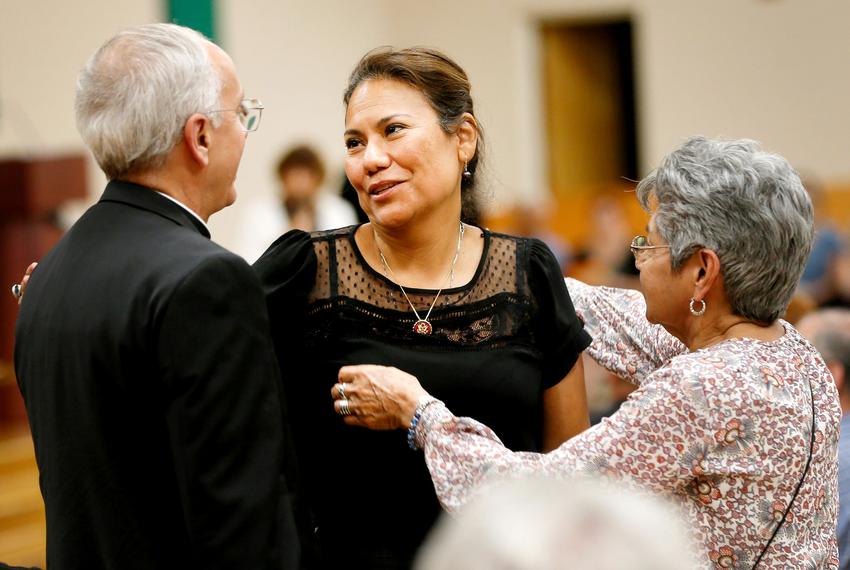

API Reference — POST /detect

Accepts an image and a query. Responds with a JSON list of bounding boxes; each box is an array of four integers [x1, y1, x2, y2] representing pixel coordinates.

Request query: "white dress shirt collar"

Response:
[[155, 192, 210, 234]]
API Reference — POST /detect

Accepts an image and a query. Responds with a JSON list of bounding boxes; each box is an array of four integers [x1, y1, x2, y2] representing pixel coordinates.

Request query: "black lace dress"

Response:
[[254, 225, 591, 569]]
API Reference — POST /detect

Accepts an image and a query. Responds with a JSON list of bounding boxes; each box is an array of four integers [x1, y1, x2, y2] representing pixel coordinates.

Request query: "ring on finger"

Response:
[[337, 383, 347, 400], [339, 398, 352, 416], [11, 283, 22, 300]]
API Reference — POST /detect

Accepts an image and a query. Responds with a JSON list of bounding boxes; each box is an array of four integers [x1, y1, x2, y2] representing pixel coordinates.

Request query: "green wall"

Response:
[[167, 0, 216, 42]]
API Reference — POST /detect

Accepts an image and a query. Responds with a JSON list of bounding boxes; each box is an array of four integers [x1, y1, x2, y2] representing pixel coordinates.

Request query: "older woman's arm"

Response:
[[338, 364, 709, 514], [566, 278, 686, 384], [418, 364, 710, 512]]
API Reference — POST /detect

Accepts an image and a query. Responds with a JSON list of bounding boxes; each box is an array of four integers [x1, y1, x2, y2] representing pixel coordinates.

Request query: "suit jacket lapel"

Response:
[[99, 180, 211, 238]]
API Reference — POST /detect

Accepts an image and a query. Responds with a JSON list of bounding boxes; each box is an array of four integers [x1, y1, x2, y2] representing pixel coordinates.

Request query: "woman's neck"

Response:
[[369, 217, 465, 288]]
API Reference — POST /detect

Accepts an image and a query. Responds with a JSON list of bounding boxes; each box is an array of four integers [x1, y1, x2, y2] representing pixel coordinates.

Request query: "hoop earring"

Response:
[[462, 161, 472, 180], [689, 298, 706, 317]]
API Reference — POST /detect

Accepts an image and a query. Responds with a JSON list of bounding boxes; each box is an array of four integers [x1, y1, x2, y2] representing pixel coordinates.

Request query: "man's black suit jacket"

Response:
[[14, 180, 299, 569]]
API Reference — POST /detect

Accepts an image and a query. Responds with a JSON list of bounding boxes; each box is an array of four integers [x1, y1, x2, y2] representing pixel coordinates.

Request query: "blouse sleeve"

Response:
[[252, 230, 317, 340], [253, 230, 317, 358], [564, 277, 686, 385], [527, 240, 592, 388], [417, 364, 710, 513], [252, 231, 320, 558]]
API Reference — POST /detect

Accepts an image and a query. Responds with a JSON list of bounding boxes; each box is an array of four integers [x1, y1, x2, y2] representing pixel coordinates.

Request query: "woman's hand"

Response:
[[332, 364, 428, 430], [11, 262, 37, 305]]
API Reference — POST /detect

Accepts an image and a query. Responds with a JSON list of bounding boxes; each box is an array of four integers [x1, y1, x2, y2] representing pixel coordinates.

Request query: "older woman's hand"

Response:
[[333, 365, 429, 430]]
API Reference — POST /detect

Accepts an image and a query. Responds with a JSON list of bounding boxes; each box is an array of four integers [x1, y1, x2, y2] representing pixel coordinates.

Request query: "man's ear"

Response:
[[456, 112, 479, 163], [184, 114, 211, 167]]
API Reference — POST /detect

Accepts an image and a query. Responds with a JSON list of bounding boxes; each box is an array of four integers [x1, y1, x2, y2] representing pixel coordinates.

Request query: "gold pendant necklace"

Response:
[[375, 222, 465, 335]]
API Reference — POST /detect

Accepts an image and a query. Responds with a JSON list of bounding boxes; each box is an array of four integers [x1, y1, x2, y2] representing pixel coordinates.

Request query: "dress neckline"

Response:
[[346, 223, 491, 295], [694, 319, 794, 353]]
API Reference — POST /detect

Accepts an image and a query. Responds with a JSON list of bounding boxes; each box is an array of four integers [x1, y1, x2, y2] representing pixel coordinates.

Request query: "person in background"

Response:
[[253, 46, 591, 569], [13, 23, 300, 570], [335, 137, 840, 568], [797, 308, 850, 570], [415, 478, 697, 570], [586, 356, 635, 425], [276, 145, 358, 232], [505, 203, 573, 273], [235, 144, 357, 263], [799, 176, 850, 306]]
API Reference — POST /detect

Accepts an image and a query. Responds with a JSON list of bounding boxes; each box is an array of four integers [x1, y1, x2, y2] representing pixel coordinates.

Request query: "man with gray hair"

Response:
[[797, 308, 850, 570], [14, 24, 299, 569]]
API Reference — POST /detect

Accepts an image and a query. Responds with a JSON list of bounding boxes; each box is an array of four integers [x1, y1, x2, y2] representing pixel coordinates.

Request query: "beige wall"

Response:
[[207, 0, 389, 245], [1, 0, 848, 253], [0, 1, 161, 168]]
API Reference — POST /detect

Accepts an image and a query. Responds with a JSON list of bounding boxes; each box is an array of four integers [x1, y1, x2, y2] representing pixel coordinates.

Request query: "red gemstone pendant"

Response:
[[413, 320, 433, 335]]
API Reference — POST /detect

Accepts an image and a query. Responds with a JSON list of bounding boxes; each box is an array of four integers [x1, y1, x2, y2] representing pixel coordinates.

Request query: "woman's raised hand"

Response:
[[332, 364, 428, 430], [11, 262, 37, 305]]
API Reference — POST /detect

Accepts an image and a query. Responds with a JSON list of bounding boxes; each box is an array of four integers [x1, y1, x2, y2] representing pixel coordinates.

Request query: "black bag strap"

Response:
[[752, 372, 816, 569]]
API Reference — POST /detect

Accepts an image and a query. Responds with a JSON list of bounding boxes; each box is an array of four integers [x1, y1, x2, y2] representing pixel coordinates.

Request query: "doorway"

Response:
[[541, 19, 638, 194]]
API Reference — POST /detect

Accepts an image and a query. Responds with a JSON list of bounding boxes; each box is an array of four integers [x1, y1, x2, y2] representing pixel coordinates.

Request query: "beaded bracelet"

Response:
[[407, 395, 440, 450]]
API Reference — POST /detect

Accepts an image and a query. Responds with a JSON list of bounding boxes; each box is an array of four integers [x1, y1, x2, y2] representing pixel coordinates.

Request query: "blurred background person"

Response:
[[797, 308, 850, 570], [799, 176, 850, 307], [586, 355, 636, 425], [415, 478, 697, 570], [570, 195, 638, 289], [276, 144, 358, 232], [503, 203, 573, 273], [235, 144, 357, 263]]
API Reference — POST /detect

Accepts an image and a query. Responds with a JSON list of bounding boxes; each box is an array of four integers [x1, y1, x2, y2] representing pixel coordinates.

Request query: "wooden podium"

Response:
[[0, 154, 88, 425]]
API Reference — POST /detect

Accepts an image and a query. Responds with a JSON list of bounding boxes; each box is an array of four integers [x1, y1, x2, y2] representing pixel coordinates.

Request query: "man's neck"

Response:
[[124, 171, 208, 223]]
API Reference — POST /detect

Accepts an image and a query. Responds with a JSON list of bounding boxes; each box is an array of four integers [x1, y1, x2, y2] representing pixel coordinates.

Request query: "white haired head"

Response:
[[75, 23, 222, 180], [417, 477, 699, 570]]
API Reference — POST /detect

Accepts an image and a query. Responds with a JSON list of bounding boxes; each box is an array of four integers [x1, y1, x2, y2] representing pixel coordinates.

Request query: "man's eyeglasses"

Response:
[[208, 98, 264, 132], [630, 235, 671, 259]]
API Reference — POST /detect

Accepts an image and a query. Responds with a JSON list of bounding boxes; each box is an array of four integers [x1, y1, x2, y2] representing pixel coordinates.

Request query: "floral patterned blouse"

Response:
[[415, 278, 841, 569]]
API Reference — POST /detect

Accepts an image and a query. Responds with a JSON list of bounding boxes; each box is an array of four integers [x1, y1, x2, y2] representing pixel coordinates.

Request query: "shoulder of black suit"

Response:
[[98, 180, 211, 238]]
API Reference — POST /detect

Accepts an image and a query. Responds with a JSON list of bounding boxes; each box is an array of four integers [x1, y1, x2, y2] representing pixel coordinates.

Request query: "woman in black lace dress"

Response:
[[253, 47, 591, 569]]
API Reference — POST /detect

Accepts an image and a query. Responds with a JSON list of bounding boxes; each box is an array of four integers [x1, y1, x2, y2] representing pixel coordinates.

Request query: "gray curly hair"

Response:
[[75, 23, 222, 180], [636, 136, 813, 323]]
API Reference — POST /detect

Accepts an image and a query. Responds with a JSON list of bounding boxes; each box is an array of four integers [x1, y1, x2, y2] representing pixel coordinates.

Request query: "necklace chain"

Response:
[[375, 222, 465, 334]]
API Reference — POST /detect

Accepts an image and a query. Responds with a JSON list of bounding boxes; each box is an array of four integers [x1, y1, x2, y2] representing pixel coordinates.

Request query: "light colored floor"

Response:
[[0, 425, 45, 568]]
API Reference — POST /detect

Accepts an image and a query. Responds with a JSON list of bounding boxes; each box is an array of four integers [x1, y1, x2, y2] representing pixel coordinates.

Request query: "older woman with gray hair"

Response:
[[334, 137, 840, 568]]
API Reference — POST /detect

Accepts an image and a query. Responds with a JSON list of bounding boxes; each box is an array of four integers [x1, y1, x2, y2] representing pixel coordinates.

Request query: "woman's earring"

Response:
[[689, 298, 706, 317], [462, 161, 472, 180]]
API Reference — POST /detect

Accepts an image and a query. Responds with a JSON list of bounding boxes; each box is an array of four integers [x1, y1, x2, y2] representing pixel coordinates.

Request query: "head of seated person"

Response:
[[416, 477, 698, 570]]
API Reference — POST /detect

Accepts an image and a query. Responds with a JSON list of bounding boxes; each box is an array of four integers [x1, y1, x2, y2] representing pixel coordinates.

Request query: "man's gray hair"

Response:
[[636, 136, 814, 323], [75, 23, 222, 180]]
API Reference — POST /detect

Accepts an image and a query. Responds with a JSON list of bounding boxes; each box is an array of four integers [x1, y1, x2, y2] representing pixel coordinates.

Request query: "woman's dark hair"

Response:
[[276, 144, 325, 184], [344, 47, 484, 224]]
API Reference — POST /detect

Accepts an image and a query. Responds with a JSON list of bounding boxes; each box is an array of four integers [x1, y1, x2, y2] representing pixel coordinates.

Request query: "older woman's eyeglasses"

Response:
[[630, 235, 671, 259], [208, 98, 264, 132]]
